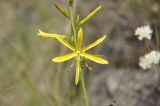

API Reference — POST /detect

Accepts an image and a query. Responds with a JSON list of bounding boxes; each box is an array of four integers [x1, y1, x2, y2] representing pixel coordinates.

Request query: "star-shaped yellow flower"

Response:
[[38, 28, 108, 85]]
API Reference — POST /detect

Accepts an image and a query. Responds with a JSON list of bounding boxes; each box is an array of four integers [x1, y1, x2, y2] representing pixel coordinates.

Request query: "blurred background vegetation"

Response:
[[0, 0, 160, 106]]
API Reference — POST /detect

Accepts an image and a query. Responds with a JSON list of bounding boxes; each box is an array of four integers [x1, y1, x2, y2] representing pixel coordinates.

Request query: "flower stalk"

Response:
[[70, 6, 77, 46], [38, 1, 109, 106], [81, 71, 89, 106]]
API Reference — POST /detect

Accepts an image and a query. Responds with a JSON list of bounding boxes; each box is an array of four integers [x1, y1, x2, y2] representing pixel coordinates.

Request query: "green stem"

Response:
[[81, 72, 89, 106], [70, 6, 77, 46], [69, 1, 89, 105]]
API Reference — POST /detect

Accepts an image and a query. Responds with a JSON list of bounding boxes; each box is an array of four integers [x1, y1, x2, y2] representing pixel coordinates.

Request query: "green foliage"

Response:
[[54, 3, 70, 18], [68, 0, 74, 7]]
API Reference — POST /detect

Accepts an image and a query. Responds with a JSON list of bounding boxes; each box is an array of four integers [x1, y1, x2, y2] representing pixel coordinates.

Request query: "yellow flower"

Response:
[[38, 28, 108, 85], [37, 29, 67, 38]]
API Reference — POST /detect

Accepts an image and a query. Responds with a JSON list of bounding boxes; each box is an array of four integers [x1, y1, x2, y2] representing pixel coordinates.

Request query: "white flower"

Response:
[[147, 50, 160, 64], [135, 25, 153, 40], [139, 50, 160, 70], [139, 56, 152, 70]]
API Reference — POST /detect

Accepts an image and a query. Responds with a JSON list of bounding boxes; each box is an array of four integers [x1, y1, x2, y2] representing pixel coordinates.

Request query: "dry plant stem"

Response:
[[144, 40, 152, 51], [81, 71, 89, 106], [155, 25, 160, 50]]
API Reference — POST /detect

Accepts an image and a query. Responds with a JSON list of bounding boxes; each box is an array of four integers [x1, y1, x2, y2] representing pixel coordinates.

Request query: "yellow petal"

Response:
[[52, 52, 76, 62], [56, 36, 75, 51], [81, 53, 108, 64], [82, 35, 106, 51], [75, 56, 81, 85], [77, 28, 83, 49], [79, 5, 102, 25], [38, 29, 66, 38]]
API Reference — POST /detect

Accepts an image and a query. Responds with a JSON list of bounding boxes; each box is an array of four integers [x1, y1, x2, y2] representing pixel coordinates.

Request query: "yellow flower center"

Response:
[[77, 51, 81, 55], [76, 51, 81, 56]]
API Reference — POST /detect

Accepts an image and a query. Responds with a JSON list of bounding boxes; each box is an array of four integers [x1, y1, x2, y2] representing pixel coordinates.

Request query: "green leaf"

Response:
[[76, 14, 80, 26], [54, 3, 69, 18], [79, 5, 102, 25]]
